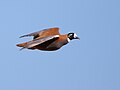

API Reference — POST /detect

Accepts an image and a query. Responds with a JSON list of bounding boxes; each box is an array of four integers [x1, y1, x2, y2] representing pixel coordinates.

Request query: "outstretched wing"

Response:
[[23, 35, 59, 49], [20, 27, 60, 39]]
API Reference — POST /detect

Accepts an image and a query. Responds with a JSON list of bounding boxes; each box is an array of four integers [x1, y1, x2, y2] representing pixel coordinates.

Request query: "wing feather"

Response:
[[20, 27, 60, 39], [23, 35, 59, 49]]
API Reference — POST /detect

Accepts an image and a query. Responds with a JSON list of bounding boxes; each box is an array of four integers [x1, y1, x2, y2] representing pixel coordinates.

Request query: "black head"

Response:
[[67, 33, 80, 40]]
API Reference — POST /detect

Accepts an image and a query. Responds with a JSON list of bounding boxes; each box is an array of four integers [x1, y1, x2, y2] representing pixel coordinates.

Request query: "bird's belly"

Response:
[[45, 43, 61, 51], [30, 41, 67, 51], [31, 44, 60, 51], [38, 46, 60, 51]]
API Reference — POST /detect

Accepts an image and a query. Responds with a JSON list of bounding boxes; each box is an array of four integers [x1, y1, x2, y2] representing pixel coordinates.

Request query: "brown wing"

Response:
[[22, 35, 59, 49], [20, 27, 60, 39]]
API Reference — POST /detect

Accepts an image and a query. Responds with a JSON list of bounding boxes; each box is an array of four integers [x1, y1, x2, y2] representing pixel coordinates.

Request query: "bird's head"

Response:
[[67, 33, 80, 41]]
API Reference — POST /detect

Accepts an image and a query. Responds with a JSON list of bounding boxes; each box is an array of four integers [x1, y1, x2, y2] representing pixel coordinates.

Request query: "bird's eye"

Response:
[[69, 34, 73, 36], [68, 33, 74, 37]]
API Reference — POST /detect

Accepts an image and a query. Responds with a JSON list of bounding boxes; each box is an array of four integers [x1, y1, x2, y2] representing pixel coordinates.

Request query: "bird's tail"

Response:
[[16, 42, 28, 50], [16, 42, 27, 47]]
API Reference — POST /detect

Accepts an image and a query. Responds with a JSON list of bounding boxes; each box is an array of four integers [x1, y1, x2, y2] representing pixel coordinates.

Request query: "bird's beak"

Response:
[[75, 37, 80, 40]]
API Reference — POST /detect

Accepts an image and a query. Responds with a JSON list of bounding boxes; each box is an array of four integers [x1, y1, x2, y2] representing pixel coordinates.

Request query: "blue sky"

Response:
[[0, 0, 120, 90]]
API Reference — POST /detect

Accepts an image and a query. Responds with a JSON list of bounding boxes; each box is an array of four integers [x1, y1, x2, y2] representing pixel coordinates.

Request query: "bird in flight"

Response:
[[16, 27, 80, 51]]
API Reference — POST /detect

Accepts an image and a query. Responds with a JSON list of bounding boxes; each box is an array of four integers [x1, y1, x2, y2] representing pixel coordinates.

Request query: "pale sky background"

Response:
[[0, 0, 120, 90]]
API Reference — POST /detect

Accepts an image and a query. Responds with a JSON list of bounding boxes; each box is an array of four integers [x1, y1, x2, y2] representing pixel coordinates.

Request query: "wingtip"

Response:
[[19, 47, 25, 51], [19, 36, 23, 38], [19, 35, 26, 38]]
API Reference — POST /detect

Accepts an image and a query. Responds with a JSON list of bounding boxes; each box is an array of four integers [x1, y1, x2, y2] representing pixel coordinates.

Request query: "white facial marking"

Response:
[[67, 38, 70, 42], [74, 33, 77, 38]]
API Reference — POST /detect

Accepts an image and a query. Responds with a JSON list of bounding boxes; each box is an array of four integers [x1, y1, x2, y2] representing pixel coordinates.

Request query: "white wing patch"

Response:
[[54, 35, 59, 38]]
